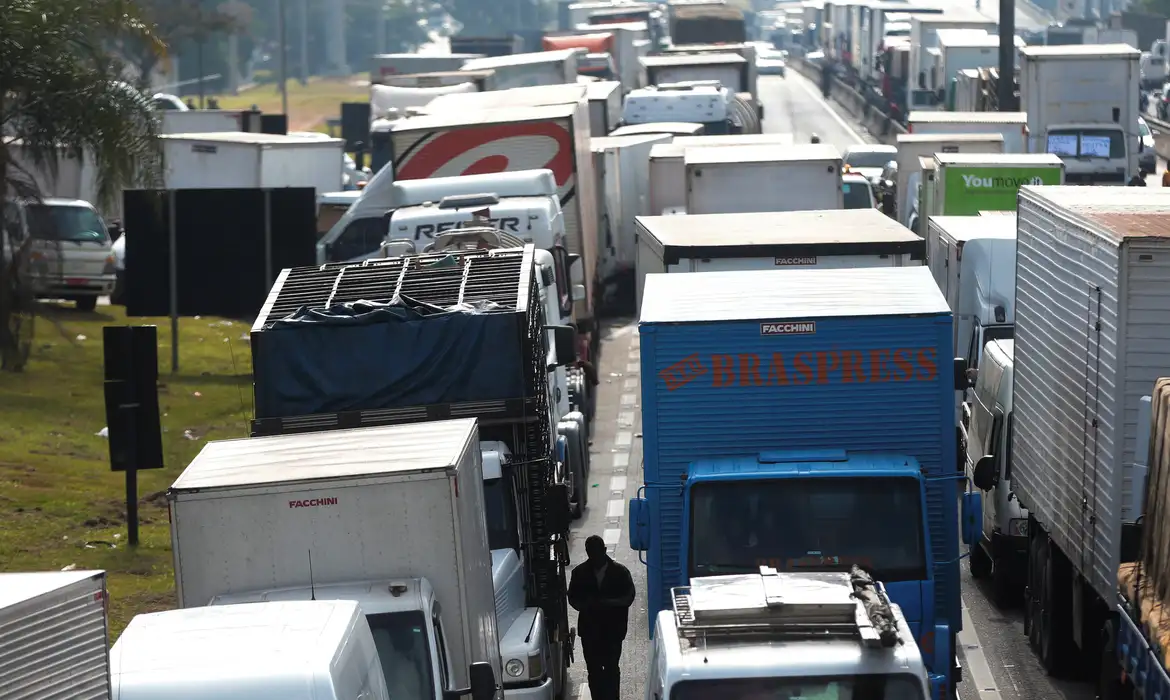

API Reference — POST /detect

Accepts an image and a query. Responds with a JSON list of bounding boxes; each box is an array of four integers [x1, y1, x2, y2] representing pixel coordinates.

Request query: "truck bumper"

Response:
[[503, 676, 555, 700]]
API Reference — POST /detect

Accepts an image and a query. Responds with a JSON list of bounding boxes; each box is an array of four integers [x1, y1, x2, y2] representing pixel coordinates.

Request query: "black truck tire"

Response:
[[558, 420, 587, 519]]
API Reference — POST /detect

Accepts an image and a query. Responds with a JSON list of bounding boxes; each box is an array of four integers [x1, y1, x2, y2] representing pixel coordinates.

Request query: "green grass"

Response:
[[0, 304, 253, 640], [207, 75, 369, 131]]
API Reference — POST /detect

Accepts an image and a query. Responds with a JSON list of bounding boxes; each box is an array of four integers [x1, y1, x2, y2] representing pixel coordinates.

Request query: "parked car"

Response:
[[756, 48, 787, 76], [6, 199, 116, 311]]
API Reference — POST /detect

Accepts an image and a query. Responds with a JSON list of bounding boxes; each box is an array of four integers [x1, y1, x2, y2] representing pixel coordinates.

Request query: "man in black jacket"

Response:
[[568, 535, 636, 700]]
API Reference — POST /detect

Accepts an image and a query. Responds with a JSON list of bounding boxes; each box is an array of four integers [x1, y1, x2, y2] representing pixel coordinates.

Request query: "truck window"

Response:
[[842, 182, 874, 209], [331, 217, 386, 262], [367, 610, 437, 700], [431, 603, 451, 693], [688, 476, 927, 582], [671, 674, 926, 700], [552, 246, 572, 318], [484, 472, 521, 551], [1003, 414, 1014, 483]]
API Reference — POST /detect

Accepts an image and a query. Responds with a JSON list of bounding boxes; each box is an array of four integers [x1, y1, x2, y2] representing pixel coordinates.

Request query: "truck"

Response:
[[460, 49, 579, 90], [374, 70, 496, 91], [978, 185, 1170, 683], [158, 109, 260, 134], [894, 133, 1005, 231], [907, 111, 1029, 153], [923, 153, 1065, 218], [158, 132, 344, 195], [383, 103, 601, 364], [590, 133, 672, 307], [168, 420, 506, 700], [683, 144, 844, 215], [423, 83, 588, 114], [667, 1, 747, 45], [660, 43, 760, 112], [621, 83, 760, 135], [370, 82, 479, 123], [608, 122, 705, 138], [369, 53, 481, 81], [907, 13, 998, 110], [0, 569, 111, 699], [586, 81, 623, 136], [628, 265, 964, 698], [110, 601, 405, 700], [247, 248, 582, 697], [1113, 377, 1170, 700], [935, 31, 1023, 110], [648, 568, 933, 699], [634, 209, 925, 314], [1019, 44, 1143, 185], [450, 35, 524, 57], [543, 30, 639, 90], [647, 134, 796, 215]]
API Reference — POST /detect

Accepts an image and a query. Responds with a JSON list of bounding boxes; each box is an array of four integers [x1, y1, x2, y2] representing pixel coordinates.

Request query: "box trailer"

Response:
[[159, 132, 344, 194], [587, 81, 623, 136], [544, 29, 639, 90], [908, 13, 998, 109], [591, 133, 671, 289], [369, 53, 481, 82], [169, 418, 502, 696], [926, 152, 1065, 217], [159, 109, 259, 134], [635, 209, 925, 313], [895, 132, 1005, 230], [684, 143, 843, 215], [907, 111, 1029, 153], [388, 104, 598, 330], [424, 83, 587, 113], [0, 570, 110, 699], [461, 49, 579, 89], [647, 134, 795, 214], [373, 69, 496, 91], [1007, 186, 1170, 675]]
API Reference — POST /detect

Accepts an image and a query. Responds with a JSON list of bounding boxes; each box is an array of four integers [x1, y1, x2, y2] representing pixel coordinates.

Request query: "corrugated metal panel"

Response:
[[1013, 188, 1170, 601], [0, 573, 109, 699], [640, 310, 958, 635]]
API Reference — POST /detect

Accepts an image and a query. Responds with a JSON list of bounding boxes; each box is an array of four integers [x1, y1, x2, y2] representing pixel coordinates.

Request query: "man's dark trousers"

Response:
[[581, 635, 622, 700]]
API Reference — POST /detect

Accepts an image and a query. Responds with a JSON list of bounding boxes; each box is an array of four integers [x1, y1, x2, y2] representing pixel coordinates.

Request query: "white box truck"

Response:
[[110, 601, 406, 700], [997, 186, 1170, 675], [894, 132, 1005, 231], [425, 83, 588, 113], [159, 132, 345, 194], [908, 13, 998, 110], [168, 418, 503, 700], [647, 134, 796, 215], [0, 570, 110, 699], [684, 143, 843, 215], [159, 109, 259, 134], [907, 111, 1029, 153], [586, 80, 623, 136], [461, 49, 579, 89], [635, 209, 925, 314], [1019, 44, 1142, 185]]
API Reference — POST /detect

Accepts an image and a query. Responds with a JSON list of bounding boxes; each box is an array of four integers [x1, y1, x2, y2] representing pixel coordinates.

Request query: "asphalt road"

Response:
[[568, 71, 1098, 700]]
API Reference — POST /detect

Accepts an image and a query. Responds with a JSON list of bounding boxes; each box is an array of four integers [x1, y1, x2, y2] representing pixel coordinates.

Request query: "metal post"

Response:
[[264, 190, 274, 287], [299, 0, 309, 84], [278, 0, 289, 116], [997, 0, 1016, 112], [125, 460, 139, 547], [168, 191, 180, 373], [197, 41, 206, 108]]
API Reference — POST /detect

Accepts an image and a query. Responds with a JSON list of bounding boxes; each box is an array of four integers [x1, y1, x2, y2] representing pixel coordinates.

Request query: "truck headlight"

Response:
[[1009, 518, 1028, 538], [505, 658, 525, 678]]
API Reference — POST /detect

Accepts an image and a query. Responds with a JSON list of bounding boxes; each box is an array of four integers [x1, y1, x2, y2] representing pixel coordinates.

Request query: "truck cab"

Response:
[[648, 567, 931, 700], [962, 339, 1027, 607]]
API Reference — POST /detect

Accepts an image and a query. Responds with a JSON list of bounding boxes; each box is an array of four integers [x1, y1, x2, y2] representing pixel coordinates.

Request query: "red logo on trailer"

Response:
[[395, 122, 575, 187]]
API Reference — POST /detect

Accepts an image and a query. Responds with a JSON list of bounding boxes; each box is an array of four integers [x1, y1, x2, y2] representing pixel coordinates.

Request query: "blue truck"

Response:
[[628, 266, 964, 699]]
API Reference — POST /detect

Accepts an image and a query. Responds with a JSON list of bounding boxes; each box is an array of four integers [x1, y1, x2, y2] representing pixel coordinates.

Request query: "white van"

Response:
[[110, 600, 391, 700], [961, 338, 1026, 608]]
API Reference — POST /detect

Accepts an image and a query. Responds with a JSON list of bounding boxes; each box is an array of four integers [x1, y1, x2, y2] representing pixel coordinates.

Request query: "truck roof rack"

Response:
[[670, 566, 900, 649]]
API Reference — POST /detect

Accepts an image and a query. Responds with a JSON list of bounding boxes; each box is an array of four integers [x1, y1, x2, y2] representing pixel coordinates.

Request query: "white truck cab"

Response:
[[111, 600, 393, 700], [962, 338, 1027, 608], [648, 567, 931, 700]]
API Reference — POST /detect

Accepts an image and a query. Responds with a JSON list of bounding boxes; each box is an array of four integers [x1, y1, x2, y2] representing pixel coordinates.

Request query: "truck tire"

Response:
[[969, 541, 992, 579], [991, 557, 1015, 608], [558, 420, 587, 519], [564, 411, 590, 479]]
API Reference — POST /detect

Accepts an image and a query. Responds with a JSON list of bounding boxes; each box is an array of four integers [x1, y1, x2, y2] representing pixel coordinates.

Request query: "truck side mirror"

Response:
[[629, 496, 649, 551], [953, 358, 972, 390], [545, 482, 572, 535], [469, 662, 499, 700], [548, 325, 577, 366], [972, 455, 997, 491], [572, 284, 586, 302]]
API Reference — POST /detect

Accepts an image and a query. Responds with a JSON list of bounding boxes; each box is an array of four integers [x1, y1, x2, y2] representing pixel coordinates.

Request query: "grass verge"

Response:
[[207, 75, 369, 131], [0, 304, 253, 640]]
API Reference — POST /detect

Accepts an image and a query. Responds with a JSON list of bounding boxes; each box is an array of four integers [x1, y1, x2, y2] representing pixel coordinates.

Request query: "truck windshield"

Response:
[[368, 610, 437, 700], [484, 475, 521, 552], [1046, 128, 1125, 159], [671, 674, 926, 700], [842, 182, 873, 209], [688, 476, 927, 581]]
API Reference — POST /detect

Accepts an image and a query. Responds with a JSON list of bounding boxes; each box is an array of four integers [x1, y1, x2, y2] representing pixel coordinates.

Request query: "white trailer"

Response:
[[935, 31, 1024, 95], [1019, 44, 1142, 185], [635, 209, 925, 315], [1007, 186, 1170, 673], [647, 134, 795, 215], [684, 144, 843, 215], [907, 111, 1029, 153], [168, 417, 502, 698], [159, 109, 258, 134], [369, 53, 481, 82], [586, 80, 623, 136], [591, 133, 671, 287], [388, 104, 598, 332], [461, 49, 579, 89], [894, 132, 1005, 230], [908, 13, 998, 110], [159, 132, 345, 194], [424, 83, 588, 113], [0, 570, 110, 699]]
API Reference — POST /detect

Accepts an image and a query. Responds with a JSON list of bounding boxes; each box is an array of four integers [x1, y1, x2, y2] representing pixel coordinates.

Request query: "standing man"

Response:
[[568, 535, 636, 700]]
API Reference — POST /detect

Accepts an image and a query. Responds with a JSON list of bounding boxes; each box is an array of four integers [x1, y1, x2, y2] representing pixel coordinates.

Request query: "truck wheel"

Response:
[[76, 296, 97, 312], [1096, 622, 1127, 700], [991, 559, 1015, 608], [559, 420, 587, 520], [969, 541, 992, 579]]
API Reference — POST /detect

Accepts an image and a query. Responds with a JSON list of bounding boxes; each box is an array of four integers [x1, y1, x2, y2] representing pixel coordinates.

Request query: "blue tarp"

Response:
[[252, 298, 528, 419]]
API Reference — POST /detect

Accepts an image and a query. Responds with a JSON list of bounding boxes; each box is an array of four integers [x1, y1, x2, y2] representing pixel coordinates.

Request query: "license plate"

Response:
[[67, 278, 86, 286]]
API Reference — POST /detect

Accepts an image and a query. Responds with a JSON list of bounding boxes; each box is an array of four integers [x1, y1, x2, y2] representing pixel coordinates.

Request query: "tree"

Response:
[[0, 0, 166, 371], [122, 0, 243, 92]]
